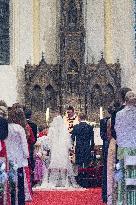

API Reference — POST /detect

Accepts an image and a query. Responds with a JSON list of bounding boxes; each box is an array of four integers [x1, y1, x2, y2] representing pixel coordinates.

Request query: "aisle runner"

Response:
[[26, 188, 106, 205]]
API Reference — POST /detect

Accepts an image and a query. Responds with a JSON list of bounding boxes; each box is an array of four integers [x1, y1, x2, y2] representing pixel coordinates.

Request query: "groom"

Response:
[[71, 113, 94, 168]]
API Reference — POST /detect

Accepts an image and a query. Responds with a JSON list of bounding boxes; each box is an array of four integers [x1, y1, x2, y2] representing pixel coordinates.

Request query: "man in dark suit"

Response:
[[71, 113, 94, 168], [24, 108, 37, 186], [111, 87, 132, 140]]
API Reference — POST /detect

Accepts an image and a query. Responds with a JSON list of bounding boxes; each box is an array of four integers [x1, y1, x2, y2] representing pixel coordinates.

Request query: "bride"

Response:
[[39, 114, 78, 189]]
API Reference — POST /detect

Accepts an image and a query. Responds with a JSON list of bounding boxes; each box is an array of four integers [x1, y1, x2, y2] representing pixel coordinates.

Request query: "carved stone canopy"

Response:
[[24, 54, 121, 125]]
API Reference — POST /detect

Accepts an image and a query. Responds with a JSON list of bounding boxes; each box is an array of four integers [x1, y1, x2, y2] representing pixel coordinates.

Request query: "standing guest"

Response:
[[115, 91, 136, 205], [24, 108, 37, 186], [71, 113, 94, 168], [63, 106, 79, 133], [33, 142, 46, 184], [106, 102, 120, 205], [111, 87, 132, 140], [100, 113, 110, 203], [0, 100, 11, 205], [12, 104, 35, 190], [6, 106, 31, 205]]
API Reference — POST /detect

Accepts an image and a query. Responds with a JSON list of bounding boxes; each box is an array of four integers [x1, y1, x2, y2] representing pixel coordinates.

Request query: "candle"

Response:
[[74, 136, 76, 146], [100, 107, 103, 119], [46, 108, 50, 123], [90, 140, 91, 146]]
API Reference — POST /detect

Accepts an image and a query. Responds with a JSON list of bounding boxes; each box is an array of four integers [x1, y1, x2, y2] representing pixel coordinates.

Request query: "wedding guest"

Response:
[[33, 142, 46, 184], [107, 102, 120, 205], [100, 113, 110, 203], [6, 105, 31, 205], [24, 108, 37, 186], [115, 91, 136, 205], [71, 113, 94, 168], [0, 100, 11, 205], [111, 87, 132, 140]]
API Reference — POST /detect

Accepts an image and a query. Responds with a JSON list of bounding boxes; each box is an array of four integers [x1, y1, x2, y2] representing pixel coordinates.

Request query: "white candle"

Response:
[[90, 140, 91, 146], [46, 108, 50, 123], [74, 136, 76, 146], [100, 107, 103, 119]]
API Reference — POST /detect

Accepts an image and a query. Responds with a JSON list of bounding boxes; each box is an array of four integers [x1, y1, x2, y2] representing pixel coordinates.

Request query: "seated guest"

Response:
[[115, 91, 136, 205], [71, 113, 94, 168]]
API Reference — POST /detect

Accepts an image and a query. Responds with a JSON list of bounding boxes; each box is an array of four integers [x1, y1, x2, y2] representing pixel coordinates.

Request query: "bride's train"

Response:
[[40, 167, 79, 190]]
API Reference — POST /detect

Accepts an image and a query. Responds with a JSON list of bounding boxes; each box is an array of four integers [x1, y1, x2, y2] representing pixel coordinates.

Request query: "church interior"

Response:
[[0, 0, 136, 112], [0, 1, 136, 204]]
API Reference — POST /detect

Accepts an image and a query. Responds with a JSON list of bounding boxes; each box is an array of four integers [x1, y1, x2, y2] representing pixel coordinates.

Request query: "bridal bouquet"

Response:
[[0, 159, 7, 194]]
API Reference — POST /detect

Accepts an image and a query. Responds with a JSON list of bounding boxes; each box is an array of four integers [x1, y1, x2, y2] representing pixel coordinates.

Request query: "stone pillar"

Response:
[[40, 0, 59, 64], [33, 0, 40, 64], [84, 0, 104, 63], [104, 0, 113, 63], [112, 0, 135, 89]]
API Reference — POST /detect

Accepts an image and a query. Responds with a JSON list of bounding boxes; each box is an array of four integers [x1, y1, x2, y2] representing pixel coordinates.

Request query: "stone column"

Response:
[[112, 0, 135, 89], [40, 0, 59, 65], [33, 0, 40, 64], [84, 0, 104, 63], [104, 0, 113, 63]]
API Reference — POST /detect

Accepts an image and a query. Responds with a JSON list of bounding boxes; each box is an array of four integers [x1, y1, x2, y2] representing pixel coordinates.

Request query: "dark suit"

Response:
[[100, 117, 110, 203], [0, 116, 8, 140], [26, 119, 37, 186], [26, 119, 37, 143], [71, 122, 94, 167]]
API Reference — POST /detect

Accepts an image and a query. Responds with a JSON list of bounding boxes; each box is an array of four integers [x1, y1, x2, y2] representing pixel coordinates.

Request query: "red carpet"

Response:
[[26, 188, 106, 205]]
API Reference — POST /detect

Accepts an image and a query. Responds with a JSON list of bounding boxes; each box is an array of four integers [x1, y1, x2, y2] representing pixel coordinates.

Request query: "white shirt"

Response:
[[5, 123, 29, 168], [115, 105, 136, 148]]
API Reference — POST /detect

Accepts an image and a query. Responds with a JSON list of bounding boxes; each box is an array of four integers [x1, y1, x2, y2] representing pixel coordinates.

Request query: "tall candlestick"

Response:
[[100, 107, 103, 119], [46, 108, 50, 124]]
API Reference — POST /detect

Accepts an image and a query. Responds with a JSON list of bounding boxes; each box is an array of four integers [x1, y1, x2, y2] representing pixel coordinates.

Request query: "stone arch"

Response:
[[31, 84, 43, 111], [91, 84, 103, 108], [104, 84, 115, 106], [44, 84, 57, 110]]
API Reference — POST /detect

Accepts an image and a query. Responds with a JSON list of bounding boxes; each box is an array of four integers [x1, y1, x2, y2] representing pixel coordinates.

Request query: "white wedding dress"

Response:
[[38, 115, 78, 190]]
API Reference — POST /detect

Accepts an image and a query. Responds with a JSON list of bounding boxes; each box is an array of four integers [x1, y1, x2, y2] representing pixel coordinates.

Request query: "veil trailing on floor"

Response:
[[40, 115, 78, 189]]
